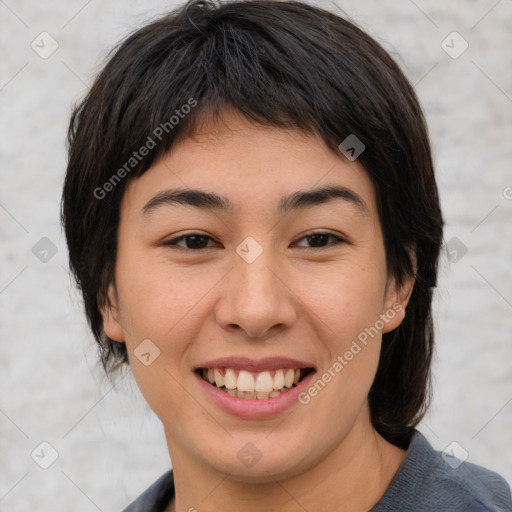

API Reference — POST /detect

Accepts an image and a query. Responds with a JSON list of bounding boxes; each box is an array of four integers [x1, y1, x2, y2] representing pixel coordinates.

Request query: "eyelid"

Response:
[[163, 232, 221, 249], [291, 230, 347, 248], [163, 230, 347, 250]]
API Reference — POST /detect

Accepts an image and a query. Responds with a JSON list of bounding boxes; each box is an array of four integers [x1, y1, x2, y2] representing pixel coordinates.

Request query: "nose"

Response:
[[214, 245, 298, 340]]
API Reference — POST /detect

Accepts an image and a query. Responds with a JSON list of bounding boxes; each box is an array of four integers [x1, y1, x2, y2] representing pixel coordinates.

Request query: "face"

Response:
[[103, 109, 413, 482]]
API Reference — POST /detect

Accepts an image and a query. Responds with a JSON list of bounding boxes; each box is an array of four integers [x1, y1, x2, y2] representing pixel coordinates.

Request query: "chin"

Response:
[[200, 437, 320, 484]]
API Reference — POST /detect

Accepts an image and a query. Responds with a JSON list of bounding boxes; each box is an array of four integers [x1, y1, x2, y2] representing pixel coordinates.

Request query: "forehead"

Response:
[[120, 109, 378, 221]]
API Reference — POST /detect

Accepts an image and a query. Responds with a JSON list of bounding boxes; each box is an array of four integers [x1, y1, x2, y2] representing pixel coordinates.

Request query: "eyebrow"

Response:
[[141, 185, 368, 217]]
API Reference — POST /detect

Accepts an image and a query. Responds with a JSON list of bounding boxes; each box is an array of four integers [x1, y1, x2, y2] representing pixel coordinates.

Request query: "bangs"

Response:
[[70, 0, 406, 183]]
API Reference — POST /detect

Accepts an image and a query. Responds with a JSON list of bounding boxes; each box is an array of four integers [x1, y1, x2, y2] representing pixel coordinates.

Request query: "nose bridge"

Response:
[[215, 236, 297, 338], [237, 249, 279, 301]]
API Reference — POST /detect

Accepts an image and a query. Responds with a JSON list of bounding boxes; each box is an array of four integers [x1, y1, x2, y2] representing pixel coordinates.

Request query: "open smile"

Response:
[[194, 357, 317, 419], [196, 367, 315, 400]]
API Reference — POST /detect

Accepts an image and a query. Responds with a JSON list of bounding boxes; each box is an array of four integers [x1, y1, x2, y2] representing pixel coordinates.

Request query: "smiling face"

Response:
[[102, 109, 413, 483]]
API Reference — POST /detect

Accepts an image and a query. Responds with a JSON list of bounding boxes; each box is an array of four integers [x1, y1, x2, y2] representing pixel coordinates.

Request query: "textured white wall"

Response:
[[1, 0, 511, 510]]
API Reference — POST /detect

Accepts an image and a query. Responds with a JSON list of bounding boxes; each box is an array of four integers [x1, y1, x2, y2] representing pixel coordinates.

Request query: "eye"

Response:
[[163, 231, 346, 251], [292, 232, 346, 249], [163, 233, 220, 250]]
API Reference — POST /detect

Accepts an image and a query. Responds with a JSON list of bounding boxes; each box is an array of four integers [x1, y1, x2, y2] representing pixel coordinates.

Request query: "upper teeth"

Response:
[[204, 368, 301, 392]]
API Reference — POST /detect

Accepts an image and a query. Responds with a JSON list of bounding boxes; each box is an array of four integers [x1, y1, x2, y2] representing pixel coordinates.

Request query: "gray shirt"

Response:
[[122, 429, 512, 511]]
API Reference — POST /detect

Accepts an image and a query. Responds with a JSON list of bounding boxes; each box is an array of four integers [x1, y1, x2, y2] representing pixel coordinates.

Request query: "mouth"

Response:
[[195, 367, 316, 400]]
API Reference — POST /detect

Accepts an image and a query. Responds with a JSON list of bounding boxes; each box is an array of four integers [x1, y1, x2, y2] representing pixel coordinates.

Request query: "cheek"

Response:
[[115, 262, 219, 408], [289, 266, 385, 450], [117, 259, 208, 340], [298, 260, 387, 343], [121, 268, 203, 420], [295, 260, 387, 401]]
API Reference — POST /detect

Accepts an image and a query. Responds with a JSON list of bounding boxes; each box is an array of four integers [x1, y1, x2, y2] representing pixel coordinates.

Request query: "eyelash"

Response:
[[163, 231, 346, 250]]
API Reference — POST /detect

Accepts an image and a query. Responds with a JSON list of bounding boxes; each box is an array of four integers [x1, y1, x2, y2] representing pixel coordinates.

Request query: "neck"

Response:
[[165, 407, 407, 512]]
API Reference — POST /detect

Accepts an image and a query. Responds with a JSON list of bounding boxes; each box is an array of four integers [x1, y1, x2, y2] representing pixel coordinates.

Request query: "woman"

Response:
[[61, 0, 512, 510]]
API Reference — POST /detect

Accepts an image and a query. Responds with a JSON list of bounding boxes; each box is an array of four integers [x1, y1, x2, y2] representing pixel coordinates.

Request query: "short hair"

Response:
[[61, 0, 444, 447]]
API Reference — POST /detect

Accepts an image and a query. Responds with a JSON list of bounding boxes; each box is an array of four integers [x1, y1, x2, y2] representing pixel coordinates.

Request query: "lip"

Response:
[[194, 356, 315, 373], [194, 368, 317, 420]]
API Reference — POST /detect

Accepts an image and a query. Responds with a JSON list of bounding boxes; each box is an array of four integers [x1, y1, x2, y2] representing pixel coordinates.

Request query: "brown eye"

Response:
[[164, 234, 219, 249], [293, 232, 345, 249]]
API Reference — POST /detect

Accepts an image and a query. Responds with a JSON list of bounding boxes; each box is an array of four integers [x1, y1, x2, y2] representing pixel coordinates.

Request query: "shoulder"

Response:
[[121, 469, 174, 512], [434, 458, 512, 511], [373, 430, 512, 512]]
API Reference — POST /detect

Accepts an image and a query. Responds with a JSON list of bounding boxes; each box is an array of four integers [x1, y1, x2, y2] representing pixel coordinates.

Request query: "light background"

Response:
[[1, 0, 511, 510]]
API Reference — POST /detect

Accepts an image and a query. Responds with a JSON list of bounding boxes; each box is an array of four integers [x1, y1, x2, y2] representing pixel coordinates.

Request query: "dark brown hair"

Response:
[[61, 0, 444, 446]]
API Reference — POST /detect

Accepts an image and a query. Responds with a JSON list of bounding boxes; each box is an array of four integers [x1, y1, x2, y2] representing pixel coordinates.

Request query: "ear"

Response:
[[100, 283, 125, 342], [381, 247, 417, 334]]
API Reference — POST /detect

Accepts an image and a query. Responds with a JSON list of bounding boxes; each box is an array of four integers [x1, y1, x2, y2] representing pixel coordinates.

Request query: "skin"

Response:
[[102, 108, 416, 512]]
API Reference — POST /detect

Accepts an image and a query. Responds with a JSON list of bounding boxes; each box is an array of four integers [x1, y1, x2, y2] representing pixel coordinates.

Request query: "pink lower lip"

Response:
[[194, 370, 316, 419]]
